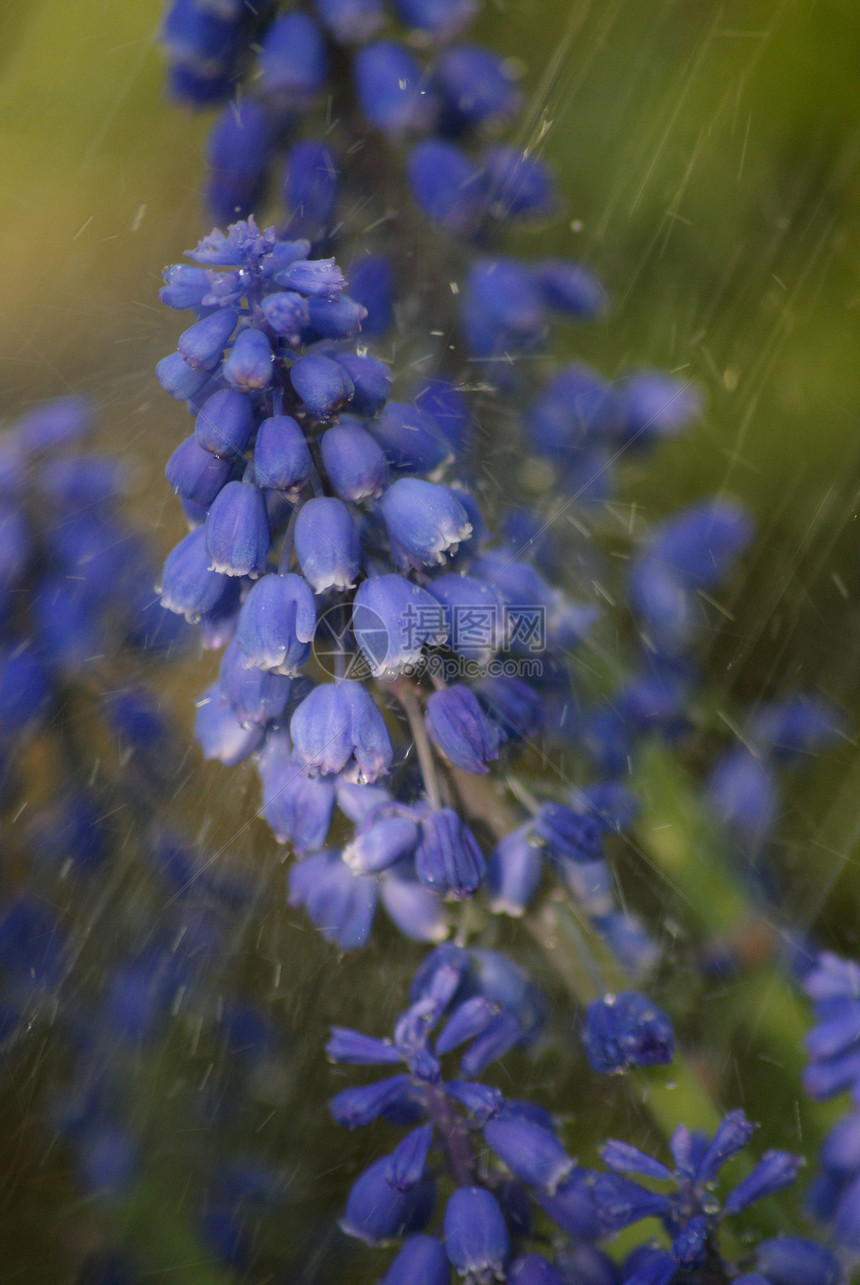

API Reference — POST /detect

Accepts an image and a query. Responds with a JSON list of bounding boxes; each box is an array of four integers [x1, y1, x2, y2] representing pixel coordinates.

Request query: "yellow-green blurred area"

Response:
[[2, 0, 857, 929]]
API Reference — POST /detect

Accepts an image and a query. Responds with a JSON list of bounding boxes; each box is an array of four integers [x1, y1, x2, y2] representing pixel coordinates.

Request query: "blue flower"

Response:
[[315, 0, 384, 45], [425, 685, 502, 775], [444, 1186, 510, 1277], [354, 42, 435, 135], [293, 497, 361, 593], [234, 572, 316, 675], [380, 478, 473, 569], [414, 808, 486, 898], [258, 11, 328, 107], [594, 1109, 802, 1253], [205, 480, 270, 578], [582, 991, 674, 1074], [290, 680, 393, 782]]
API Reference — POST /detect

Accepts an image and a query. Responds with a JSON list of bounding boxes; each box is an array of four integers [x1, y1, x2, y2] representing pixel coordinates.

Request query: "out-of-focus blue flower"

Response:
[[259, 11, 328, 106], [583, 991, 673, 1074], [354, 42, 435, 135]]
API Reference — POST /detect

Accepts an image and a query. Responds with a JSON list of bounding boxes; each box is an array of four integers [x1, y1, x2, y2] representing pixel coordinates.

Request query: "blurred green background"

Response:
[[2, 0, 860, 1277]]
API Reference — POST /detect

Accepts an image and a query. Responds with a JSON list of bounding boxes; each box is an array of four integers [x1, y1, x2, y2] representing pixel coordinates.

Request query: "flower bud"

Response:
[[205, 480, 270, 577], [320, 422, 387, 503], [415, 808, 485, 899], [443, 1186, 509, 1277], [254, 415, 314, 498], [259, 11, 328, 106], [234, 572, 316, 675], [294, 497, 360, 592], [291, 680, 393, 782], [290, 353, 354, 419], [194, 389, 255, 458], [425, 685, 502, 774], [380, 478, 471, 569], [222, 328, 273, 391], [355, 42, 434, 135]]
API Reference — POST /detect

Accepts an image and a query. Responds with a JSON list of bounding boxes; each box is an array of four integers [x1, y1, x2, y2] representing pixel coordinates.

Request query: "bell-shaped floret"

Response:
[[320, 422, 387, 502], [159, 526, 230, 620], [484, 1111, 573, 1195], [408, 140, 481, 234], [222, 327, 273, 391], [444, 1186, 510, 1278], [194, 389, 256, 458], [234, 572, 316, 675], [345, 254, 394, 337], [341, 1155, 434, 1244], [253, 415, 314, 499], [283, 140, 339, 242], [380, 1235, 449, 1285], [343, 814, 420, 874], [205, 100, 273, 225], [219, 638, 291, 727], [481, 145, 558, 222], [257, 729, 335, 851], [487, 825, 543, 917], [178, 307, 238, 371], [291, 680, 393, 782], [194, 682, 265, 765], [425, 685, 502, 774], [289, 850, 378, 949], [353, 574, 447, 677], [335, 351, 392, 414], [415, 808, 485, 898], [205, 480, 270, 577], [294, 496, 361, 592], [434, 44, 519, 133], [380, 478, 472, 569], [371, 400, 453, 474], [165, 435, 233, 507], [290, 353, 354, 419], [156, 352, 212, 404], [259, 11, 328, 106], [354, 42, 435, 135], [532, 259, 607, 319]]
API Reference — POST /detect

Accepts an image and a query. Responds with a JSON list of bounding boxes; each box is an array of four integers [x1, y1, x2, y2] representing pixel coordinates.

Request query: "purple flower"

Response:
[[320, 422, 387, 503], [294, 497, 361, 592], [234, 572, 316, 675], [354, 42, 435, 135], [414, 808, 486, 898], [194, 389, 255, 458], [425, 684, 502, 774], [583, 991, 674, 1074], [205, 480, 270, 578], [290, 680, 393, 782], [253, 415, 314, 499], [283, 141, 339, 242], [259, 11, 328, 106], [315, 0, 384, 44], [444, 1186, 510, 1277], [159, 527, 230, 621], [380, 478, 472, 569], [289, 352, 354, 419]]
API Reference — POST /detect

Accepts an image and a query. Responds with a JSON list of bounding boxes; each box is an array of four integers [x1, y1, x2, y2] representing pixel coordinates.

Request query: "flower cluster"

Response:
[[802, 951, 860, 1251], [144, 4, 854, 1283]]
